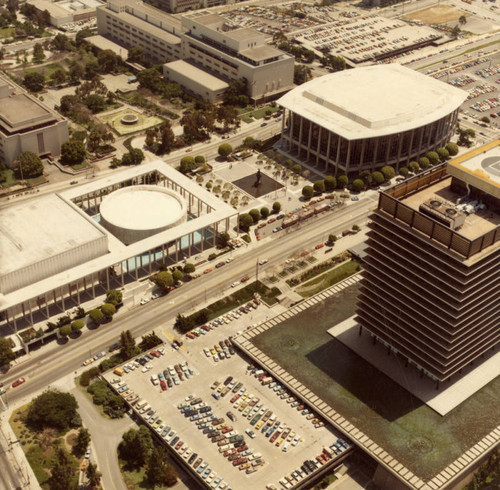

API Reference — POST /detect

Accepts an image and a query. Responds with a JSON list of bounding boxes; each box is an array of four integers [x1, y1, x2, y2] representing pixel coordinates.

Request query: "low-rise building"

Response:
[[27, 0, 104, 28], [0, 75, 68, 167]]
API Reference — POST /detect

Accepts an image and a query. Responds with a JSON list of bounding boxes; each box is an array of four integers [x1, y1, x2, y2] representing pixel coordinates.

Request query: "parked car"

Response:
[[12, 378, 25, 388]]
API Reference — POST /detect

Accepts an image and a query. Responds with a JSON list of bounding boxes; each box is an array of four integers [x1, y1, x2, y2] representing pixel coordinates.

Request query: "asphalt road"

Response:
[[0, 195, 374, 406]]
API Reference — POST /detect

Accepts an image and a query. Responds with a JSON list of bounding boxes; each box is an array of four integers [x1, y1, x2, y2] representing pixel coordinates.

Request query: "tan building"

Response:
[[0, 76, 68, 167], [163, 60, 228, 102], [96, 0, 182, 63], [180, 12, 294, 101], [147, 0, 225, 13], [27, 0, 104, 28]]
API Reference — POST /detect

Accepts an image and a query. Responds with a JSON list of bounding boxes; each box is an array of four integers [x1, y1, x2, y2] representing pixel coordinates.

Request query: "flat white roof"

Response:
[[278, 64, 468, 140], [100, 186, 185, 231], [0, 194, 105, 276], [164, 60, 229, 92]]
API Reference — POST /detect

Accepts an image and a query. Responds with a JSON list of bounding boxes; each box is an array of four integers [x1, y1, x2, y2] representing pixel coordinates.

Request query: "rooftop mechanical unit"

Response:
[[419, 199, 466, 230]]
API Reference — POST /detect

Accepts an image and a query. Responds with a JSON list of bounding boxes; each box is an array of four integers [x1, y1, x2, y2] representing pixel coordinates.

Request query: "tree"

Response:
[[292, 164, 302, 175], [249, 208, 261, 223], [313, 180, 325, 194], [183, 263, 195, 274], [61, 140, 86, 166], [86, 462, 102, 489], [173, 269, 184, 283], [426, 151, 439, 165], [408, 161, 420, 173], [23, 72, 44, 92], [128, 46, 144, 64], [238, 213, 253, 232], [32, 42, 44, 62], [371, 171, 384, 186], [50, 68, 66, 86], [71, 320, 84, 334], [156, 271, 173, 291], [294, 64, 312, 85], [218, 232, 231, 248], [0, 338, 15, 367], [381, 166, 395, 181], [324, 175, 336, 191], [84, 93, 106, 113], [145, 445, 178, 488], [27, 389, 79, 431], [119, 426, 153, 467], [59, 325, 72, 338], [101, 303, 116, 318], [302, 185, 314, 199], [106, 289, 123, 307], [457, 125, 475, 147], [351, 179, 365, 192], [272, 202, 281, 213], [459, 14, 467, 26], [179, 156, 196, 174], [72, 428, 90, 457], [49, 448, 74, 490], [97, 49, 120, 73], [399, 167, 409, 177], [258, 207, 269, 220], [481, 116, 490, 124], [436, 147, 449, 161], [337, 175, 348, 189], [69, 63, 85, 84], [50, 34, 73, 52], [327, 234, 337, 244], [218, 143, 233, 159], [122, 148, 144, 166], [446, 142, 459, 156], [88, 308, 104, 325], [418, 157, 430, 169], [451, 25, 461, 38], [120, 330, 137, 359], [15, 151, 43, 179]]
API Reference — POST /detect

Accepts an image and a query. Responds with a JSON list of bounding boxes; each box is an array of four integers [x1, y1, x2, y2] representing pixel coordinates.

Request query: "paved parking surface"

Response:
[[103, 304, 344, 489]]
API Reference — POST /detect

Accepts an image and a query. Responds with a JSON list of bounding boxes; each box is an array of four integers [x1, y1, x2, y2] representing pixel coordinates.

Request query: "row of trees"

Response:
[[154, 263, 195, 291], [238, 202, 282, 232]]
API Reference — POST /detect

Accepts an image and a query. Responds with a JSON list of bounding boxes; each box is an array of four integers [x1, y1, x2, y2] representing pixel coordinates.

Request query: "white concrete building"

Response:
[[28, 0, 104, 27], [0, 161, 238, 334], [0, 75, 68, 167], [278, 64, 468, 175]]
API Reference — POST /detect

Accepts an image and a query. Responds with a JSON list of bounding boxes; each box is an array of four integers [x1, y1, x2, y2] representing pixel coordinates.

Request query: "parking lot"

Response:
[[103, 303, 351, 489]]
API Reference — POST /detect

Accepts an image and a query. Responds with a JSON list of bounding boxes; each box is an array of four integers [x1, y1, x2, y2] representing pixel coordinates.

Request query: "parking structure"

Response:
[[103, 303, 352, 489]]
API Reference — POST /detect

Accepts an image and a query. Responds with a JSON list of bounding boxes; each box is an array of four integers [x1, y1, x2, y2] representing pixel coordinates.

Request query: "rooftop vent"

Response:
[[419, 199, 466, 230]]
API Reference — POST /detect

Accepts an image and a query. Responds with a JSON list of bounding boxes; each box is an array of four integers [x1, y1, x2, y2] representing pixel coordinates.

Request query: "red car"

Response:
[[204, 268, 213, 274], [12, 378, 25, 388], [160, 380, 167, 391], [241, 275, 250, 282], [315, 243, 324, 250]]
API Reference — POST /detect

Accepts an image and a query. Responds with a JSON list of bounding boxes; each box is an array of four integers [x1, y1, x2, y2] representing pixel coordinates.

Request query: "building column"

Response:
[[372, 138, 380, 169], [201, 228, 205, 252], [395, 134, 404, 171], [214, 222, 218, 247], [359, 139, 366, 168], [385, 135, 392, 165], [306, 122, 313, 162], [298, 116, 304, 157], [134, 256, 139, 280], [28, 301, 34, 326], [325, 131, 332, 172], [105, 270, 110, 291], [61, 287, 66, 312], [188, 234, 192, 257], [315, 127, 322, 166], [148, 250, 152, 274], [76, 280, 81, 304], [335, 136, 342, 175], [175, 240, 179, 263], [345, 140, 352, 175], [407, 128, 416, 164], [45, 292, 50, 318]]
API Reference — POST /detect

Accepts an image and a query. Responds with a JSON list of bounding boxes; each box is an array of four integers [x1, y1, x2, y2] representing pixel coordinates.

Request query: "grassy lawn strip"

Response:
[[250, 105, 280, 119], [9, 405, 80, 489], [120, 460, 172, 490], [0, 27, 14, 38], [24, 63, 66, 81], [297, 260, 361, 298], [187, 280, 281, 324], [0, 168, 19, 187]]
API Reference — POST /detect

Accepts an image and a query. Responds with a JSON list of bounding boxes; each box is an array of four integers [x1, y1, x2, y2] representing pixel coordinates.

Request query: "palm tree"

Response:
[[459, 15, 467, 26]]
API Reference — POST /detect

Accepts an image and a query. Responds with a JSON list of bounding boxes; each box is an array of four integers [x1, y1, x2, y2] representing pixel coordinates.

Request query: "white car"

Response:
[[259, 259, 268, 265], [140, 298, 150, 305], [231, 281, 240, 288]]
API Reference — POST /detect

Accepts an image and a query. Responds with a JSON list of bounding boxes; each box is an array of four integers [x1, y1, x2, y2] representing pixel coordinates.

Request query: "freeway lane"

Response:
[[0, 196, 375, 407]]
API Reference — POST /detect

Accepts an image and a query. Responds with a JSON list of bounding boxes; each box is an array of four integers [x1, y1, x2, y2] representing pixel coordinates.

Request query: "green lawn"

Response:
[[297, 260, 361, 298], [71, 162, 89, 170], [0, 27, 14, 38], [0, 169, 19, 187], [250, 105, 280, 119], [24, 63, 66, 81], [120, 461, 173, 489]]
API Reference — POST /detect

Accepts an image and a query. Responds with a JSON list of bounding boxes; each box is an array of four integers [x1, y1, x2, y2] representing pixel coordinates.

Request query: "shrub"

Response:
[[249, 208, 261, 223], [100, 303, 116, 318], [380, 166, 395, 181], [292, 164, 302, 174], [313, 180, 325, 194], [302, 185, 314, 199], [337, 175, 348, 189], [399, 167, 409, 177], [408, 161, 420, 173], [426, 151, 439, 165], [71, 320, 84, 333], [445, 142, 459, 156], [218, 143, 233, 159], [260, 206, 270, 219], [371, 171, 384, 185], [156, 271, 173, 290], [238, 213, 253, 232], [194, 155, 205, 164], [59, 325, 72, 337], [272, 202, 281, 213], [436, 147, 449, 161], [26, 390, 79, 431], [351, 179, 364, 192], [324, 175, 336, 191]]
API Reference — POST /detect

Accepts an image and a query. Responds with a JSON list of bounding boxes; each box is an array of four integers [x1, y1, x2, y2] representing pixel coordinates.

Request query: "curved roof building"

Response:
[[277, 64, 468, 175]]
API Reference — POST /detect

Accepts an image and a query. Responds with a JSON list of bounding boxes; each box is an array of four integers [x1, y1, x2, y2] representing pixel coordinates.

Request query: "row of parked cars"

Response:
[[275, 438, 353, 489], [224, 377, 301, 453], [203, 338, 236, 364], [151, 361, 195, 391], [185, 300, 259, 340], [249, 366, 326, 429], [178, 394, 263, 477]]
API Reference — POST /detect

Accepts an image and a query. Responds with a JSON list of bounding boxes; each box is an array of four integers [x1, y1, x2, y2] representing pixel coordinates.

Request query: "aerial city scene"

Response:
[[0, 0, 499, 489]]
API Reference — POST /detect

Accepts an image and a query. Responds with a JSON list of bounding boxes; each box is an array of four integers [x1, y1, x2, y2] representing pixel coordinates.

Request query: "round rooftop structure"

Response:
[[100, 185, 186, 245]]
